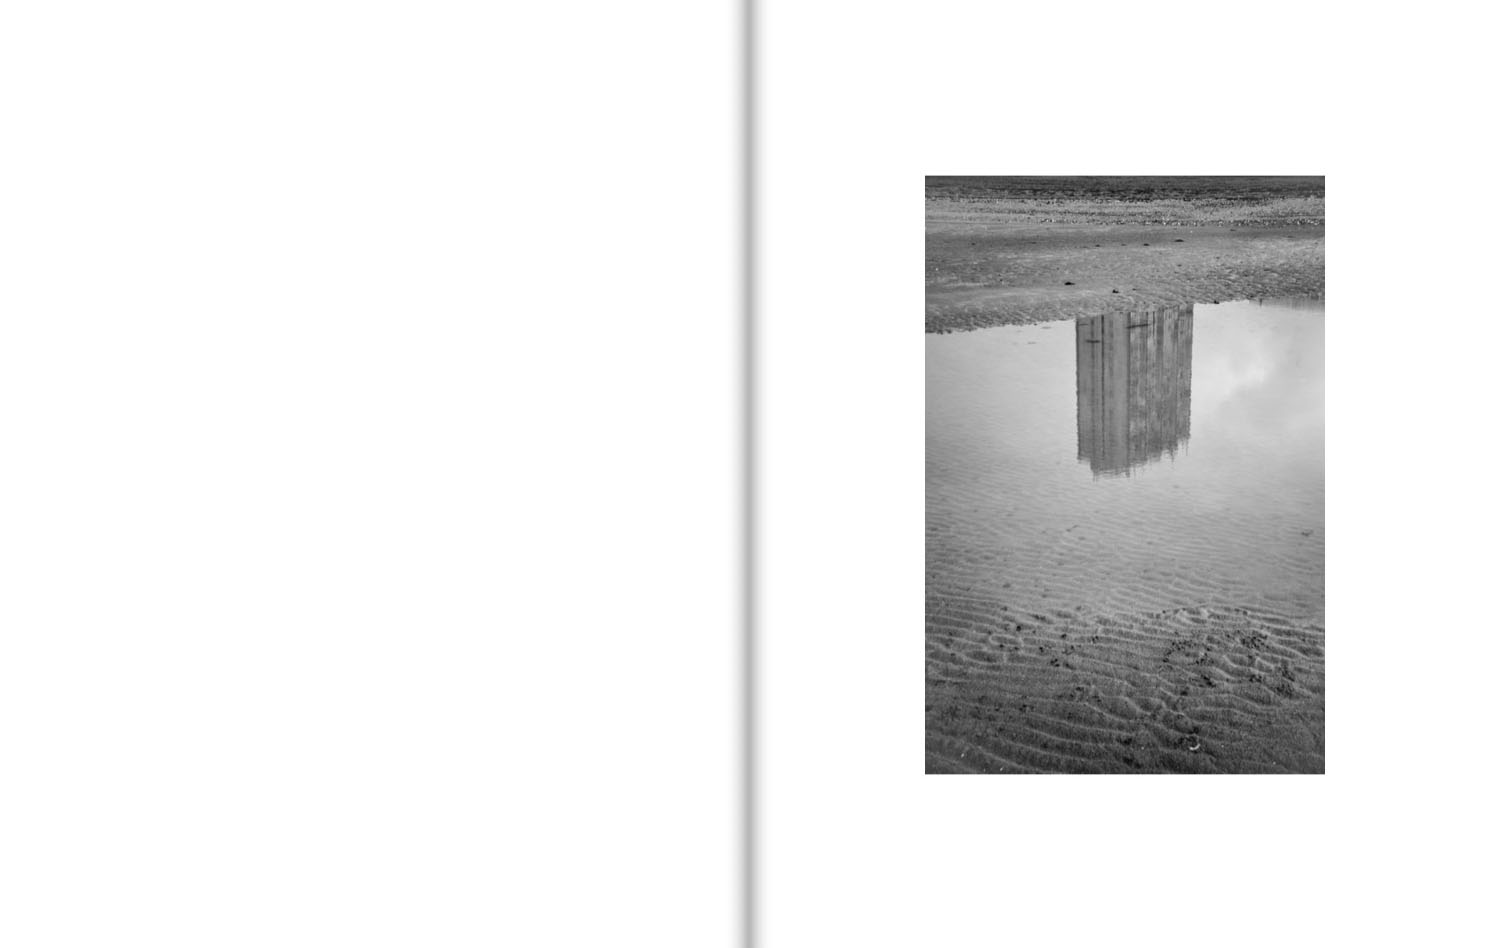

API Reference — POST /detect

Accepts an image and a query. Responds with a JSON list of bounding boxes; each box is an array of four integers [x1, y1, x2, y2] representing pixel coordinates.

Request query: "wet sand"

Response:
[[926, 596, 1324, 774], [926, 177, 1324, 332], [925, 184, 1325, 773]]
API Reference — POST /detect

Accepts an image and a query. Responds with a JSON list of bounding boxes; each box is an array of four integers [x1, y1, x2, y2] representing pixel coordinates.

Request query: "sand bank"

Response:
[[925, 177, 1324, 332]]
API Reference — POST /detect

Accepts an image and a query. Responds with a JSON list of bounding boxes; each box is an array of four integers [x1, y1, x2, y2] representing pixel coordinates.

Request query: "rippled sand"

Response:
[[926, 596, 1324, 774]]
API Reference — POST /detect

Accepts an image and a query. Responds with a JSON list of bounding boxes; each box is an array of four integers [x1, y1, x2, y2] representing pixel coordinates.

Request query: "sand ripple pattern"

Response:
[[925, 490, 1324, 624], [926, 593, 1324, 774]]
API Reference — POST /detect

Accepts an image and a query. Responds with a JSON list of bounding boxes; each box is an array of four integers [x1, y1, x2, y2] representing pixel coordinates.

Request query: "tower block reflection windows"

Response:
[[1075, 305, 1194, 477]]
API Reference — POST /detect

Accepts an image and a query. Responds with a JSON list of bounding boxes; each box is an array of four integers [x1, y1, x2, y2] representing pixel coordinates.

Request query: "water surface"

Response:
[[927, 300, 1323, 621]]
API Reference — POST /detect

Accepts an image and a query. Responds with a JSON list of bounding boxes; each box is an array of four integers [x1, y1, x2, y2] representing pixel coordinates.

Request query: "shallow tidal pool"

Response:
[[926, 299, 1324, 774], [926, 299, 1323, 621]]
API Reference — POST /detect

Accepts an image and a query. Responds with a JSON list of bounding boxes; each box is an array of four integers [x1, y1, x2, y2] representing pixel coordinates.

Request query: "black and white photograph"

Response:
[[926, 177, 1325, 773]]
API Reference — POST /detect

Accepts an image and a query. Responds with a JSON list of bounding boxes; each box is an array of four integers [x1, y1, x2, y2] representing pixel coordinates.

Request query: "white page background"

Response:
[[2, 3, 740, 945], [759, 2, 1491, 945]]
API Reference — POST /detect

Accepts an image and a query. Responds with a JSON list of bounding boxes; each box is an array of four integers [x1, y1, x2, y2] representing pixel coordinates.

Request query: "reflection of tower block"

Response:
[[1075, 304, 1193, 477]]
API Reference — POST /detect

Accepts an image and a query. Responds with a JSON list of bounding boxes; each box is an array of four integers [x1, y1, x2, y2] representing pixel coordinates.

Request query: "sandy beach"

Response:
[[927, 177, 1324, 332], [926, 178, 1324, 774]]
